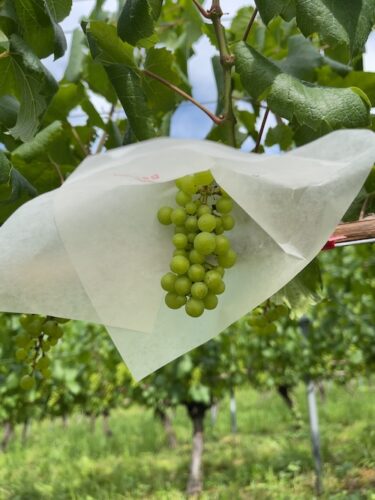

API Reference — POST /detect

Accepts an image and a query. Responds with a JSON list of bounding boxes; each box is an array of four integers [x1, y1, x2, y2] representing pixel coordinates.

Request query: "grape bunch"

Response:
[[14, 314, 69, 390], [157, 170, 237, 318]]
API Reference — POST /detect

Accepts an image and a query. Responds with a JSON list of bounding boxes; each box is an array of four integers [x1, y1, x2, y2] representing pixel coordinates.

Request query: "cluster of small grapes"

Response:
[[157, 170, 237, 318], [14, 314, 69, 390], [247, 304, 289, 334]]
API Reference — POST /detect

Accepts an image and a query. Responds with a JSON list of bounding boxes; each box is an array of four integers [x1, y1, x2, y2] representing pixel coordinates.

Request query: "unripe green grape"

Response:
[[248, 315, 267, 327], [189, 249, 205, 265], [161, 272, 177, 292], [41, 340, 51, 352], [218, 249, 237, 268], [20, 374, 35, 390], [263, 323, 277, 335], [215, 266, 225, 277], [157, 206, 173, 225], [170, 255, 190, 275], [177, 175, 197, 195], [44, 321, 64, 339], [198, 213, 216, 232], [215, 217, 224, 234], [20, 314, 33, 328], [174, 276, 192, 296], [26, 318, 44, 338], [49, 337, 59, 346], [174, 225, 188, 234], [36, 356, 50, 370], [176, 190, 192, 206], [194, 170, 214, 186], [41, 368, 52, 379], [191, 282, 208, 299], [215, 235, 230, 255], [204, 293, 218, 310], [185, 201, 198, 215], [204, 270, 222, 290], [187, 232, 196, 243], [222, 214, 235, 231], [194, 232, 216, 255], [15, 348, 28, 361], [55, 317, 70, 324], [188, 264, 206, 282], [215, 280, 225, 295], [185, 298, 204, 317], [15, 334, 30, 348], [197, 204, 211, 217], [173, 233, 188, 249], [171, 208, 187, 225], [165, 293, 186, 309], [185, 216, 198, 232], [216, 197, 233, 214], [173, 249, 188, 257]]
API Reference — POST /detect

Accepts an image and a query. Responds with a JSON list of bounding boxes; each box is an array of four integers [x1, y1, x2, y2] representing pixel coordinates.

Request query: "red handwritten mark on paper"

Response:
[[113, 173, 161, 182]]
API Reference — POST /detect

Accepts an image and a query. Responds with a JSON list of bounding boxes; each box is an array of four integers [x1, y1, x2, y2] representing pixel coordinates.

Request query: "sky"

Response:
[[45, 0, 375, 149]]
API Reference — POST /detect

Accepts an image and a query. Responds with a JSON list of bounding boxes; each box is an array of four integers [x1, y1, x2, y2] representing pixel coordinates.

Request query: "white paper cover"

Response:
[[0, 130, 374, 379]]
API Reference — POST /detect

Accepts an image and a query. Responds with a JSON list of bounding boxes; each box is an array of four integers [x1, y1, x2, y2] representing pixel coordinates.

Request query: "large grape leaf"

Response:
[[117, 0, 163, 46], [254, 0, 296, 25], [64, 29, 86, 83], [234, 42, 371, 133], [12, 0, 70, 59], [0, 34, 58, 142], [11, 121, 64, 162], [85, 21, 156, 140]]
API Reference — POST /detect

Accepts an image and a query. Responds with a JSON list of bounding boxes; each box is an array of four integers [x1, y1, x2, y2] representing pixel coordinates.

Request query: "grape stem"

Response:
[[254, 107, 270, 153], [243, 8, 258, 42], [143, 69, 224, 125]]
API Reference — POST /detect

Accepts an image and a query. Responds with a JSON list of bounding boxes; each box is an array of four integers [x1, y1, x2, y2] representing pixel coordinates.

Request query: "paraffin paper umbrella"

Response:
[[0, 129, 374, 380]]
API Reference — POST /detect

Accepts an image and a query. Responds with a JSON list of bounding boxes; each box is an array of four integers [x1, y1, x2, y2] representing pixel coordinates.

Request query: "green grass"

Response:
[[0, 382, 374, 499]]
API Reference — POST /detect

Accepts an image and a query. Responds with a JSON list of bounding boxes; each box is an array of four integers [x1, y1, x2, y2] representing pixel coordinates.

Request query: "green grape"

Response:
[[175, 276, 192, 296], [216, 266, 225, 277], [204, 293, 218, 310], [173, 249, 188, 257], [194, 170, 214, 186], [15, 334, 30, 348], [19, 314, 33, 328], [176, 190, 192, 206], [204, 270, 222, 290], [218, 249, 237, 268], [215, 280, 225, 295], [15, 348, 28, 361], [36, 356, 50, 370], [171, 208, 187, 225], [49, 337, 59, 346], [215, 235, 230, 255], [157, 206, 173, 225], [20, 374, 35, 390], [216, 197, 233, 214], [177, 175, 197, 195], [185, 298, 205, 317], [194, 232, 216, 255], [187, 232, 197, 243], [191, 282, 208, 299], [161, 272, 177, 292], [185, 216, 198, 232], [26, 318, 44, 338], [165, 293, 186, 309], [55, 317, 70, 324], [198, 213, 216, 232], [174, 225, 188, 234], [172, 233, 188, 249], [170, 255, 190, 275], [43, 321, 64, 339], [222, 214, 235, 231], [189, 249, 205, 264], [248, 315, 268, 327], [197, 204, 211, 217], [215, 217, 224, 235], [263, 323, 277, 335], [185, 201, 198, 215], [41, 340, 51, 352], [41, 368, 52, 379], [188, 264, 206, 282]]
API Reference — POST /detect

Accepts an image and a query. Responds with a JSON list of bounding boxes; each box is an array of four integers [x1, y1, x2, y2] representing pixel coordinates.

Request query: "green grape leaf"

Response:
[[143, 47, 182, 113], [254, 0, 296, 25], [234, 42, 370, 132], [295, 0, 375, 58], [44, 82, 85, 122], [87, 21, 135, 68], [85, 23, 155, 140], [80, 98, 106, 129], [13, 0, 69, 59], [83, 55, 118, 104], [45, 0, 73, 22], [11, 121, 64, 162], [265, 123, 293, 150], [64, 29, 86, 83], [0, 95, 19, 130], [117, 0, 163, 46], [0, 34, 58, 142], [316, 66, 375, 107]]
